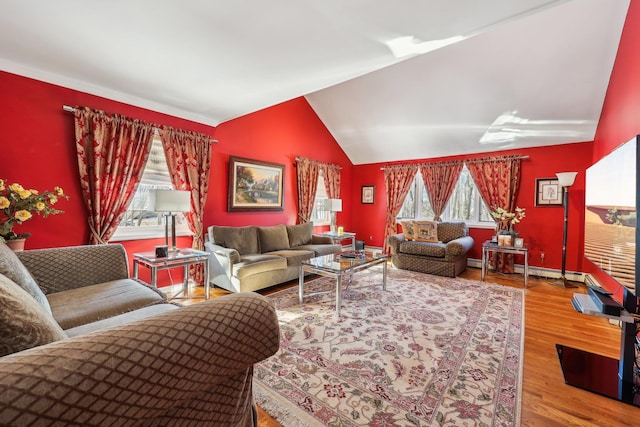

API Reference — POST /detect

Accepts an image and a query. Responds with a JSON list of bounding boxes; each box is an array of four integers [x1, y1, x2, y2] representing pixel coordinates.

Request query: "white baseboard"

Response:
[[467, 258, 585, 283]]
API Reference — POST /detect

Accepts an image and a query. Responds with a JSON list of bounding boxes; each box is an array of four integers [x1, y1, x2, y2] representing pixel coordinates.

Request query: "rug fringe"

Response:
[[254, 383, 322, 427]]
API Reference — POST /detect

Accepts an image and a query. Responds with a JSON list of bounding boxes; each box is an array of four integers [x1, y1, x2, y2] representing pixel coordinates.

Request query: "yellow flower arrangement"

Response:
[[490, 206, 526, 231], [0, 179, 69, 241]]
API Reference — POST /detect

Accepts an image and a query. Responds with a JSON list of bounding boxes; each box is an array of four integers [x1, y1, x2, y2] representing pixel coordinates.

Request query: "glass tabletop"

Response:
[[302, 251, 387, 273], [134, 248, 209, 263]]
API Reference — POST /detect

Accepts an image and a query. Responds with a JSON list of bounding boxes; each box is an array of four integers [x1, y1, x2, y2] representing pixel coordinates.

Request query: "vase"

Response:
[[5, 238, 26, 251]]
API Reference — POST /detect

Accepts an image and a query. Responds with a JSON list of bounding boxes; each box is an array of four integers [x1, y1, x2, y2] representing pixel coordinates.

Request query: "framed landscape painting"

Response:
[[228, 156, 285, 211]]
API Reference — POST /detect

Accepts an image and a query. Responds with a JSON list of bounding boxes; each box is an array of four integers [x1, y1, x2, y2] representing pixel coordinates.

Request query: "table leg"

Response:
[[183, 265, 189, 297], [350, 236, 356, 251], [133, 260, 139, 280], [382, 258, 387, 291], [298, 265, 304, 304], [203, 260, 210, 300], [524, 251, 529, 288], [150, 266, 158, 288], [336, 275, 343, 316], [481, 247, 487, 281]]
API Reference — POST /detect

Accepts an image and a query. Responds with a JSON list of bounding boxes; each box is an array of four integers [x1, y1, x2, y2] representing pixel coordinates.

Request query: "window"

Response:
[[310, 170, 330, 225], [111, 132, 190, 241], [397, 165, 493, 227]]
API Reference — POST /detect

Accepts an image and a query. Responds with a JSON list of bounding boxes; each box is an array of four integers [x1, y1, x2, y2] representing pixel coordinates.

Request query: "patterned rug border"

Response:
[[255, 269, 525, 427]]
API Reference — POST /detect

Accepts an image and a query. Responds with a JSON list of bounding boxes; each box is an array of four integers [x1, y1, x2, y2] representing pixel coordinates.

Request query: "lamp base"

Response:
[[550, 276, 578, 289]]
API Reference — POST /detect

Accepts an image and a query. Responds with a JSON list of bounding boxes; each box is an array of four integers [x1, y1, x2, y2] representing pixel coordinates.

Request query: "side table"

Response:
[[133, 248, 210, 299], [319, 231, 356, 251], [481, 241, 529, 288]]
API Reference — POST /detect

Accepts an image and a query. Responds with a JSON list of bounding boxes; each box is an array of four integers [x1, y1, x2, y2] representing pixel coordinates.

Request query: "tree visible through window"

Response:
[[310, 170, 330, 225]]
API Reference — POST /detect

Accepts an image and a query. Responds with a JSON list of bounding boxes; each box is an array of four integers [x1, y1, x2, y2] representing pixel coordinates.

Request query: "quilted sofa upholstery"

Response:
[[0, 243, 279, 426], [205, 222, 341, 293], [387, 221, 475, 277]]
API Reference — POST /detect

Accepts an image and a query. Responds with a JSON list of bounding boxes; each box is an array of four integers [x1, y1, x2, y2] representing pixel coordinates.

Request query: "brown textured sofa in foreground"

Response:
[[0, 243, 279, 426], [205, 222, 341, 293], [387, 221, 475, 277]]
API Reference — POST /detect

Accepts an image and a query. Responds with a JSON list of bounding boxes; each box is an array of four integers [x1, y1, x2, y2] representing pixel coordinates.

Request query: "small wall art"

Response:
[[535, 177, 563, 206]]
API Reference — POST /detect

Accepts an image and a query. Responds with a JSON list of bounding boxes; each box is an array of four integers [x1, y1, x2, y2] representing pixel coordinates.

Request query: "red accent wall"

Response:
[[351, 143, 593, 272], [590, 0, 640, 296]]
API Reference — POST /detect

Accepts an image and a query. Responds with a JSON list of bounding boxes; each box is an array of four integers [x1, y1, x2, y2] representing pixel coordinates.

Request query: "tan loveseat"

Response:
[[387, 221, 475, 277], [205, 222, 341, 293], [0, 243, 279, 426]]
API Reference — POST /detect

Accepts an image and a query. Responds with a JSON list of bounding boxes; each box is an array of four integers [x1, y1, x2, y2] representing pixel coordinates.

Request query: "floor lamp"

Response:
[[556, 172, 578, 288], [154, 189, 191, 252]]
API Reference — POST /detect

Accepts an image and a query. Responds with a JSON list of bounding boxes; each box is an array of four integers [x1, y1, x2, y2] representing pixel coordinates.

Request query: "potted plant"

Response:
[[0, 179, 68, 250]]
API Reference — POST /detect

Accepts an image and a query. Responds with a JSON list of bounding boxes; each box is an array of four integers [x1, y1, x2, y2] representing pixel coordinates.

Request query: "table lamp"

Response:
[[324, 198, 342, 232], [154, 189, 191, 252]]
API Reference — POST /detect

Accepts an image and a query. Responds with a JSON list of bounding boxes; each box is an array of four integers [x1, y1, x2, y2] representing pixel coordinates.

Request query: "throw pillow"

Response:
[[258, 225, 291, 253], [286, 222, 313, 247], [0, 241, 52, 314], [401, 220, 416, 241], [0, 273, 67, 357], [413, 220, 440, 243]]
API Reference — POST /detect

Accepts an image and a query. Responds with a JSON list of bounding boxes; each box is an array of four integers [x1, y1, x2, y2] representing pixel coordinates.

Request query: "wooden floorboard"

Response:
[[177, 266, 640, 426]]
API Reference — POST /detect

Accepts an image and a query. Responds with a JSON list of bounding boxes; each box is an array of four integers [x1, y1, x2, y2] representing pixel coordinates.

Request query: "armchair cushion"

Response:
[[258, 224, 290, 253], [0, 242, 51, 313], [0, 273, 66, 357], [286, 222, 314, 247]]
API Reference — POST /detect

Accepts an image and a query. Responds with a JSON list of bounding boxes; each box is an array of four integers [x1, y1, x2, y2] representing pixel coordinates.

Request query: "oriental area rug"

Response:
[[254, 267, 525, 427]]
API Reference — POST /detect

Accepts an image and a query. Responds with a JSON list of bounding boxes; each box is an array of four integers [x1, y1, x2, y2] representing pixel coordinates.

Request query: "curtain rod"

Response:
[[380, 155, 530, 170], [62, 105, 218, 143]]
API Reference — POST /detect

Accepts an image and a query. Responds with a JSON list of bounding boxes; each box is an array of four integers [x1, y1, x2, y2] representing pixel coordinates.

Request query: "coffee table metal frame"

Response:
[[298, 252, 388, 316]]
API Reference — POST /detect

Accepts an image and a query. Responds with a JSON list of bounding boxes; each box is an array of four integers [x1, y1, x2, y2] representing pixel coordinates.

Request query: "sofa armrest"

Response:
[[311, 235, 333, 245], [17, 244, 130, 295], [387, 233, 406, 254], [445, 236, 475, 260], [0, 293, 280, 426]]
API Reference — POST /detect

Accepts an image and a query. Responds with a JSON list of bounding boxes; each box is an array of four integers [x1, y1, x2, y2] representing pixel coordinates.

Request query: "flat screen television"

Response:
[[584, 135, 638, 314]]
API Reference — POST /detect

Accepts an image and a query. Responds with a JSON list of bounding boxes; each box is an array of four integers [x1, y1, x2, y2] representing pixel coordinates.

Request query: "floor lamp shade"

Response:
[[154, 190, 191, 250], [556, 172, 578, 188]]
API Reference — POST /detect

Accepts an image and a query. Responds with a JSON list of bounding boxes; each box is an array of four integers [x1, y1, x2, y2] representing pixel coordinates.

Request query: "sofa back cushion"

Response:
[[437, 222, 468, 243], [0, 273, 67, 357], [0, 242, 52, 314], [286, 222, 313, 247], [211, 226, 259, 255], [258, 225, 291, 253]]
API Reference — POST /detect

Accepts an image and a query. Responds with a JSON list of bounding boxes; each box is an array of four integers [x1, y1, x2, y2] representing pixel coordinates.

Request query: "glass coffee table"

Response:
[[298, 251, 388, 316]]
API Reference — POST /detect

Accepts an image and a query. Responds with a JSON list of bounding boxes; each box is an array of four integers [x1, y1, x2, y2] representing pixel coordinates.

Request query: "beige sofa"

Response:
[[387, 221, 475, 277], [205, 222, 342, 293], [0, 242, 279, 426]]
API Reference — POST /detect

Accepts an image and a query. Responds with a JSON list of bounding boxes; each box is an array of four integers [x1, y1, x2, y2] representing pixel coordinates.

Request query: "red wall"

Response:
[[590, 0, 640, 296], [351, 142, 593, 272]]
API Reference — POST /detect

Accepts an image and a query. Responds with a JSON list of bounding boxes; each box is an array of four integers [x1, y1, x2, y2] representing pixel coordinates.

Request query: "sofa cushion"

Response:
[[286, 222, 314, 247], [0, 273, 67, 357], [47, 279, 166, 330], [0, 241, 52, 314], [264, 249, 314, 267], [399, 241, 446, 258], [438, 222, 468, 243], [414, 220, 439, 242], [64, 303, 180, 337], [258, 225, 290, 253], [401, 220, 416, 241], [234, 255, 287, 279], [211, 226, 259, 255]]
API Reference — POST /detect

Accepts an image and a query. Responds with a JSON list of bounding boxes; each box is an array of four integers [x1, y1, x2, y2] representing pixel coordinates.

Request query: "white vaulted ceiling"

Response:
[[0, 0, 630, 164]]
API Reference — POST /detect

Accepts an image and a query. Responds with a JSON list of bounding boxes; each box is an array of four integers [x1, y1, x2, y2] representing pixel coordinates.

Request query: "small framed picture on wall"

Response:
[[361, 185, 375, 204], [535, 177, 563, 206]]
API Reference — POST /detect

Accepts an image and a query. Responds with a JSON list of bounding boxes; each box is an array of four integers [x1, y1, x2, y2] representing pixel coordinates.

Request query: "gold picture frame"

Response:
[[228, 156, 285, 211], [361, 185, 375, 204]]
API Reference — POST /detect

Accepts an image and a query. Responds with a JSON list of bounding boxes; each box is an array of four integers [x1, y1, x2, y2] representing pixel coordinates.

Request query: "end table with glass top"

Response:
[[133, 248, 210, 299], [318, 231, 357, 251], [481, 241, 529, 288]]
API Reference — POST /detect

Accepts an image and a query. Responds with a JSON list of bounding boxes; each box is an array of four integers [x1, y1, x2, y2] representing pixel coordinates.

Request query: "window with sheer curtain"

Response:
[[398, 165, 493, 226], [310, 170, 330, 226]]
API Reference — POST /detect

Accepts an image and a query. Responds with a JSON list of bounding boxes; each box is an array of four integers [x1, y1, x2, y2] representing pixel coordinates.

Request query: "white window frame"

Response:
[[396, 166, 495, 229], [310, 170, 330, 226], [110, 132, 192, 242]]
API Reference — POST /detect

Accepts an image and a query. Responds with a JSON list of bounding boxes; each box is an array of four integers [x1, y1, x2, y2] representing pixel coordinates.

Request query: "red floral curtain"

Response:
[[295, 157, 321, 224], [383, 163, 419, 253], [159, 127, 213, 285], [419, 161, 464, 221], [466, 155, 522, 272], [74, 107, 154, 244], [321, 163, 341, 199]]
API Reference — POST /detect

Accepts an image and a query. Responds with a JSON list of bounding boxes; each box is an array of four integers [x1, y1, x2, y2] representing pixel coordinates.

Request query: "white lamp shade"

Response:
[[556, 172, 578, 188], [323, 198, 342, 212], [154, 189, 191, 212]]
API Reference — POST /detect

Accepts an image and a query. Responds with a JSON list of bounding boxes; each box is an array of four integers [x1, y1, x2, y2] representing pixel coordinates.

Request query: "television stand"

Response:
[[557, 294, 639, 407]]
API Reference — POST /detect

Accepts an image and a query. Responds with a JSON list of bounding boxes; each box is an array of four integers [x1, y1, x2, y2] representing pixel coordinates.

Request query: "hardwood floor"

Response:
[[178, 267, 640, 426]]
